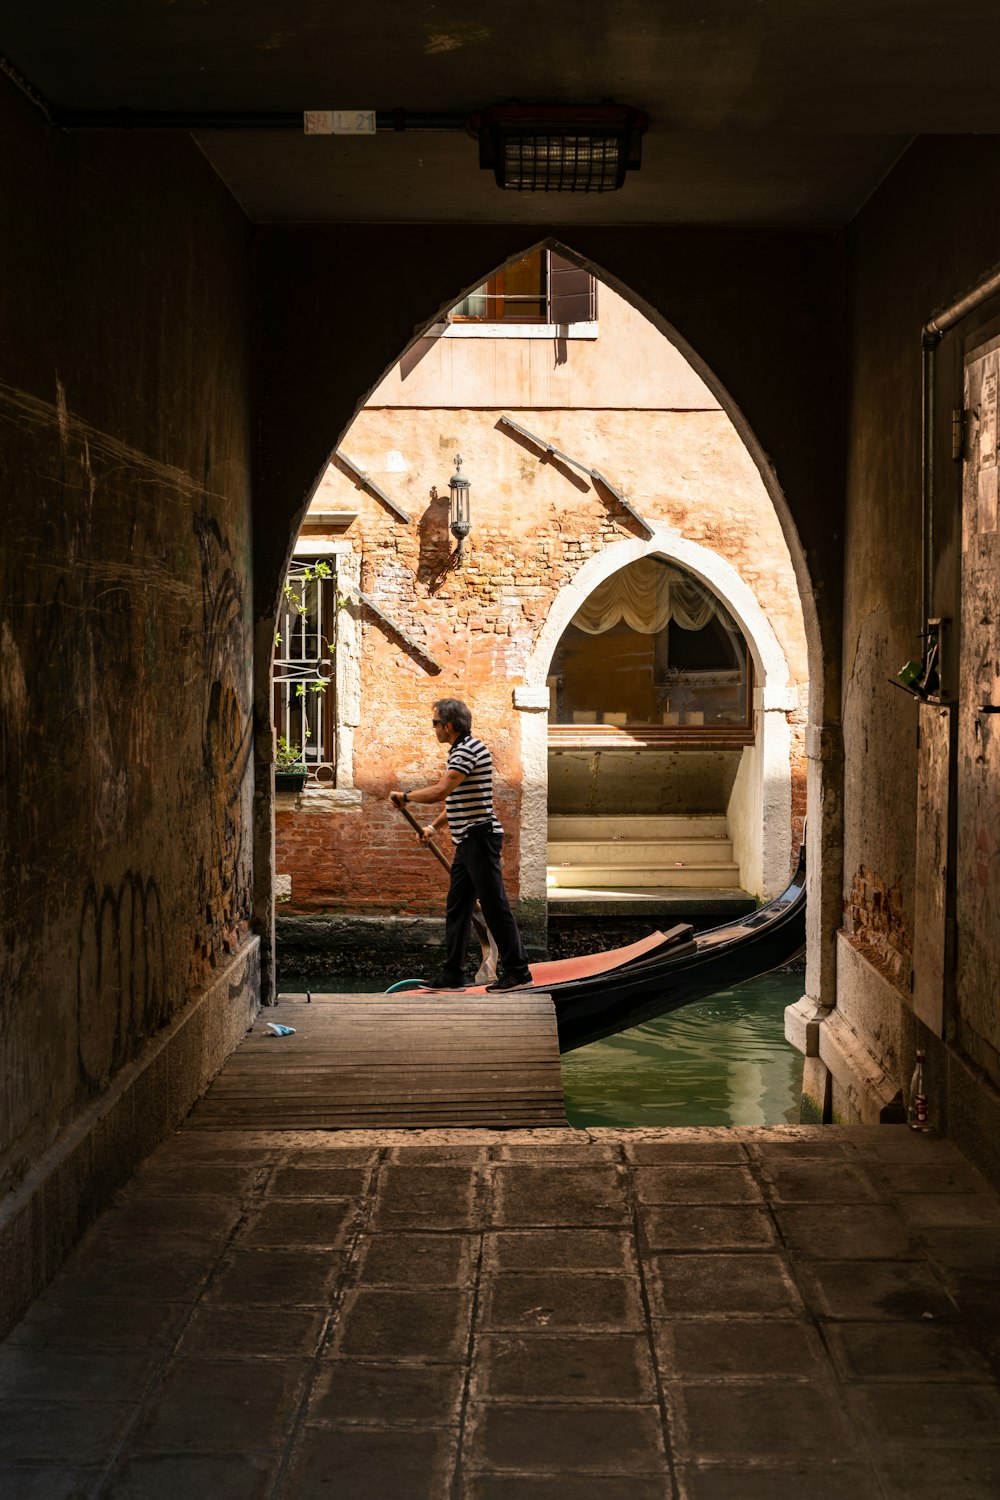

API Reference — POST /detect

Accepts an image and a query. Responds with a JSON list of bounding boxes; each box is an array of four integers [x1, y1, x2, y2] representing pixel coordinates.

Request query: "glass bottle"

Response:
[[907, 1048, 928, 1130]]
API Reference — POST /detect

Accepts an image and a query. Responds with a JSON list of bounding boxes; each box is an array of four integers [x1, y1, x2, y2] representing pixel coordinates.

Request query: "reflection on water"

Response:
[[561, 972, 805, 1128]]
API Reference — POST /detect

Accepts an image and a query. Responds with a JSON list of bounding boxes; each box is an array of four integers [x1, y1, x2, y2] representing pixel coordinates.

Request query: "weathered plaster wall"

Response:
[[369, 283, 716, 410], [837, 136, 1000, 1154], [0, 81, 256, 1206]]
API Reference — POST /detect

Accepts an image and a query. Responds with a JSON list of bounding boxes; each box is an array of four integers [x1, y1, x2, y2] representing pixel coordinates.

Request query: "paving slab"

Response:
[[282, 1426, 455, 1500], [653, 1318, 828, 1379], [823, 1319, 993, 1381], [306, 1360, 466, 1426], [0, 1469, 101, 1500], [176, 1305, 326, 1358], [371, 1164, 483, 1230], [873, 1447, 1000, 1500], [641, 1204, 776, 1250], [473, 1332, 657, 1401], [623, 1140, 749, 1164], [266, 1165, 371, 1197], [485, 1227, 636, 1273], [667, 1377, 860, 1461], [466, 1478, 671, 1500], [847, 1379, 1000, 1445], [128, 1356, 307, 1451], [481, 1271, 645, 1331], [99, 1453, 279, 1500], [649, 1252, 805, 1318], [794, 1257, 957, 1319], [466, 1401, 667, 1474], [353, 1231, 478, 1286], [332, 1288, 473, 1359], [632, 1164, 763, 1203], [675, 1464, 885, 1500], [491, 1163, 630, 1225], [2, 1124, 1000, 1498]]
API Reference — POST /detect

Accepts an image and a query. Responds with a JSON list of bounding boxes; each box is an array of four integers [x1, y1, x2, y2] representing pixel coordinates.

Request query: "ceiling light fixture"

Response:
[[473, 104, 647, 193]]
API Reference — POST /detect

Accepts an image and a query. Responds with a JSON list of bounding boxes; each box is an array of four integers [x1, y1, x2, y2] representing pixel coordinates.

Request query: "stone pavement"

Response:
[[2, 1125, 1000, 1499]]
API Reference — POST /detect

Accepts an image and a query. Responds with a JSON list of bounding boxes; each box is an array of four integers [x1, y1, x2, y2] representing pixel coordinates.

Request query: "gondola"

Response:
[[394, 845, 806, 1052]]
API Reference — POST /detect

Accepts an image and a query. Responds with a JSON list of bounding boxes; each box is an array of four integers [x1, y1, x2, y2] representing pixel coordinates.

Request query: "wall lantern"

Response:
[[448, 454, 472, 564], [474, 104, 647, 193]]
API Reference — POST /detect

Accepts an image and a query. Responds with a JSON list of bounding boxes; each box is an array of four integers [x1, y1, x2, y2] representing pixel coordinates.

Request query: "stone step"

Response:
[[548, 837, 734, 866], [547, 862, 742, 889], [547, 813, 729, 841]]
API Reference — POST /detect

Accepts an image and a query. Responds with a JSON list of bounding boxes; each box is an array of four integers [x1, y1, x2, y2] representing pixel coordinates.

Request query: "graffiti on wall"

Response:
[[193, 507, 254, 977], [77, 871, 166, 1086]]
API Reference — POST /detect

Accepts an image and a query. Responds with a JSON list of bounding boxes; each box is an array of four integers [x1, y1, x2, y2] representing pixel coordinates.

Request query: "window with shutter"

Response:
[[548, 251, 596, 323], [449, 249, 595, 326]]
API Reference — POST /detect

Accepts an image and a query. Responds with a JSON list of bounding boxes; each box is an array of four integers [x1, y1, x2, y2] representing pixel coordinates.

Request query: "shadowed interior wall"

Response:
[[0, 79, 256, 1203], [839, 136, 1000, 1161]]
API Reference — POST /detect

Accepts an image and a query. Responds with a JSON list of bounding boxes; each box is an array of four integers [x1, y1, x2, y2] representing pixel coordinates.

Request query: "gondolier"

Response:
[[389, 697, 533, 991]]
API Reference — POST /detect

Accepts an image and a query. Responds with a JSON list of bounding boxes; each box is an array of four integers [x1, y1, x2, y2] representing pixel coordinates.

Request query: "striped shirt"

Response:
[[445, 734, 504, 842]]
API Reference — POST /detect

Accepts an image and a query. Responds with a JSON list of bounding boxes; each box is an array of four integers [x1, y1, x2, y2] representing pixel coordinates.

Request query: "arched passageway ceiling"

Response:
[[253, 223, 844, 717]]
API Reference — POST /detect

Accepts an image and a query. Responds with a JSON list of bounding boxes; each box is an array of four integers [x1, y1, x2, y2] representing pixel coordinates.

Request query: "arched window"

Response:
[[547, 558, 752, 741]]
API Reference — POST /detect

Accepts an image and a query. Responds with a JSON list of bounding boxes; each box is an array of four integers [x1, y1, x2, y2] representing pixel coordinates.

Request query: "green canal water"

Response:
[[560, 971, 805, 1128], [277, 966, 805, 1130]]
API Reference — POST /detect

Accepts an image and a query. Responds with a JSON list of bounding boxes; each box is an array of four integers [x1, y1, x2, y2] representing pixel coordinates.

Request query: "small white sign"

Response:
[[303, 110, 377, 136], [385, 450, 407, 472]]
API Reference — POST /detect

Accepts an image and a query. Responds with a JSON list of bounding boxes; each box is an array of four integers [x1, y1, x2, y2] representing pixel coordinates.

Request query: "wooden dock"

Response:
[[188, 991, 567, 1129]]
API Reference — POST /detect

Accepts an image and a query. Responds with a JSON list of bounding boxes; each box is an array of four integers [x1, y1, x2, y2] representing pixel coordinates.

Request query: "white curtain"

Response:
[[571, 558, 735, 635]]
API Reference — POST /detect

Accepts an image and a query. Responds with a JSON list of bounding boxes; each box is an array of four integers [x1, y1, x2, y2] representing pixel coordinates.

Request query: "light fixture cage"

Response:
[[476, 105, 646, 193]]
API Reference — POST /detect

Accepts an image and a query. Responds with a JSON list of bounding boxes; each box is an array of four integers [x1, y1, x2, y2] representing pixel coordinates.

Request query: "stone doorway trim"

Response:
[[514, 527, 798, 913]]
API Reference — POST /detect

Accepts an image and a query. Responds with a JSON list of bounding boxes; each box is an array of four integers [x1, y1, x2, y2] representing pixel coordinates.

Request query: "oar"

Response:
[[394, 801, 499, 984]]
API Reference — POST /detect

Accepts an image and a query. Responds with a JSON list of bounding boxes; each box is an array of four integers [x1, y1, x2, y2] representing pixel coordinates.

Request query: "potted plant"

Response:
[[275, 735, 308, 793]]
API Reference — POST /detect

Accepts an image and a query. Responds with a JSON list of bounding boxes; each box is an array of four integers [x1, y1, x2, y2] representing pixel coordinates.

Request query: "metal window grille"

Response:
[[273, 556, 338, 770]]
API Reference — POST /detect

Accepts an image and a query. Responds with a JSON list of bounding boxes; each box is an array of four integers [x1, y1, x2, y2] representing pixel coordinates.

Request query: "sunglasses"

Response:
[[431, 718, 443, 727]]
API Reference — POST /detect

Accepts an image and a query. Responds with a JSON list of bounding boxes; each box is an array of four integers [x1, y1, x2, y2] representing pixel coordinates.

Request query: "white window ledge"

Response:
[[276, 785, 363, 814], [294, 536, 354, 557], [426, 322, 598, 341]]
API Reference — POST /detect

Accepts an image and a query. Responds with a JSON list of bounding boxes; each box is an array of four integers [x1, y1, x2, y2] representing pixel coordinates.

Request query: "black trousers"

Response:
[[441, 824, 530, 981]]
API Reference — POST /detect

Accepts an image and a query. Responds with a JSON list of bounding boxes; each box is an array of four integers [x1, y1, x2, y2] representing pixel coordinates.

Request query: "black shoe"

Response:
[[426, 974, 466, 991], [485, 969, 533, 992]]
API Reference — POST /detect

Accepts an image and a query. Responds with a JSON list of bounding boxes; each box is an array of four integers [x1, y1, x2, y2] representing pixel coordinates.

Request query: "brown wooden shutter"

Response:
[[547, 251, 595, 324]]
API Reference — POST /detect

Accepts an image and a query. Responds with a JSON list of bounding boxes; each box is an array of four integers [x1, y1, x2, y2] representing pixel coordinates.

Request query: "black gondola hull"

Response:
[[551, 848, 806, 1050]]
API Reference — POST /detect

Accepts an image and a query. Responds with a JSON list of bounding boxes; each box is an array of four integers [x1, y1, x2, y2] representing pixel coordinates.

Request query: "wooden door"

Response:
[[955, 338, 1000, 1065]]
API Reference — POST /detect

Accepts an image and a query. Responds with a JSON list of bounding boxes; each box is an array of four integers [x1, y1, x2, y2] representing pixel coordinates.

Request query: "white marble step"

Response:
[[548, 837, 734, 866], [547, 813, 729, 841], [548, 862, 742, 889]]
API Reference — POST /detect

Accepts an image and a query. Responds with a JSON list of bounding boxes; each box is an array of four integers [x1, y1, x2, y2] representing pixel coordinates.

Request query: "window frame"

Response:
[[272, 555, 339, 774], [449, 258, 548, 326], [446, 249, 597, 329]]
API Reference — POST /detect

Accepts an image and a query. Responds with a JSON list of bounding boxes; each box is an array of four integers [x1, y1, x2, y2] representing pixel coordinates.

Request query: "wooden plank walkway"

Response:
[[188, 992, 568, 1129]]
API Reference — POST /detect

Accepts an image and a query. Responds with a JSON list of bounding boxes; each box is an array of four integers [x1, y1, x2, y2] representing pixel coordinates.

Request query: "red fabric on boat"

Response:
[[419, 924, 693, 994]]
